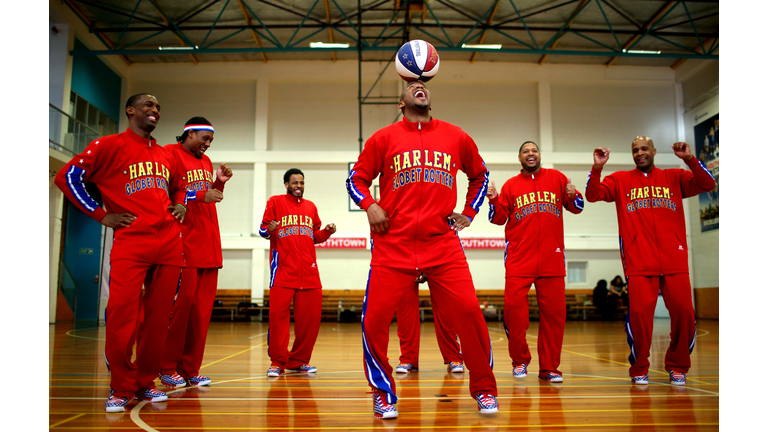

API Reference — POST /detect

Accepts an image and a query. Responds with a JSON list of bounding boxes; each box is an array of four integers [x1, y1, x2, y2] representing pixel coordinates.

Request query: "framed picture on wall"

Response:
[[348, 162, 380, 211], [693, 112, 719, 232]]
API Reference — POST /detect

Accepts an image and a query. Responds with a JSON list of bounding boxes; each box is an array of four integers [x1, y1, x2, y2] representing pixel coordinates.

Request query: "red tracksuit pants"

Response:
[[397, 286, 462, 367], [363, 260, 497, 405], [160, 267, 219, 378], [106, 259, 181, 398], [504, 276, 565, 378], [268, 286, 322, 369], [625, 274, 696, 376]]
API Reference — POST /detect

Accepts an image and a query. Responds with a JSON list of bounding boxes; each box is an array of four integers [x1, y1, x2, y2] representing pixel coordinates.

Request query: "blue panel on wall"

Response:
[[62, 183, 104, 324], [71, 38, 122, 121]]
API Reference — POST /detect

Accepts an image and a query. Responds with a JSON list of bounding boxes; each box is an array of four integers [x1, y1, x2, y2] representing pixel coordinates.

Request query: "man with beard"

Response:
[[347, 80, 498, 419], [585, 136, 715, 386], [487, 141, 583, 383], [259, 168, 336, 377]]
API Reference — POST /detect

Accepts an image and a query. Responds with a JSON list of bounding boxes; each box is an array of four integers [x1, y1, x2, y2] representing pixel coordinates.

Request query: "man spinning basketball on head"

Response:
[[347, 80, 498, 419]]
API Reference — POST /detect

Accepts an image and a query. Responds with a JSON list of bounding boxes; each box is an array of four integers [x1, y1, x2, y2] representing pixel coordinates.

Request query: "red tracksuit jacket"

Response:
[[346, 117, 489, 270], [164, 143, 224, 269], [259, 194, 333, 289], [54, 128, 183, 266], [488, 168, 584, 277], [585, 158, 716, 276]]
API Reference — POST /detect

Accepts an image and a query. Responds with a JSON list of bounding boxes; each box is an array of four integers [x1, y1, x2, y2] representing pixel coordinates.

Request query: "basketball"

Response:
[[395, 40, 440, 82]]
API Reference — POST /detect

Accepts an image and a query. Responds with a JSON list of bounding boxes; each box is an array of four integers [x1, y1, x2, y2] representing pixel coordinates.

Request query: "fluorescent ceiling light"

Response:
[[623, 49, 661, 54], [461, 43, 502, 49], [159, 46, 198, 50], [310, 42, 350, 48]]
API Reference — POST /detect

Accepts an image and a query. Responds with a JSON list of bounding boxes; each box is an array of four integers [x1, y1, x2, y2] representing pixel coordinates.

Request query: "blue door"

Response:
[[61, 183, 104, 324]]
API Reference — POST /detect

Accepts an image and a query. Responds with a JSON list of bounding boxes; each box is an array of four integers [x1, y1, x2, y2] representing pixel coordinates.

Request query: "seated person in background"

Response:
[[610, 275, 629, 310], [592, 280, 613, 320]]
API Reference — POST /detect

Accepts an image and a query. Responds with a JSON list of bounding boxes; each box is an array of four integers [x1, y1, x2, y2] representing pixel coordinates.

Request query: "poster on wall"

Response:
[[693, 113, 718, 232]]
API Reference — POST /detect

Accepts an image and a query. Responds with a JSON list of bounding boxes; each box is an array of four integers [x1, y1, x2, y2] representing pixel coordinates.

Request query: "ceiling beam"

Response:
[[323, 0, 337, 61], [670, 33, 717, 70], [238, 0, 268, 63], [469, 0, 500, 63], [539, 0, 590, 65], [605, 1, 674, 67], [148, 0, 200, 64], [62, 0, 132, 66]]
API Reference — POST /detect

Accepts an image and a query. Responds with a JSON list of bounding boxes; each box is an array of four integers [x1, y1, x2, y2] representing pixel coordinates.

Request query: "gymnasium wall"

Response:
[[126, 60, 696, 302]]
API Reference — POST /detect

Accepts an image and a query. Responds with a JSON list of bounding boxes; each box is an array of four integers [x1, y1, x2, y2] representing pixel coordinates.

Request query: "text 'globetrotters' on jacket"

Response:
[[585, 157, 715, 276], [346, 117, 489, 270], [258, 193, 333, 289], [54, 128, 183, 266], [488, 168, 584, 278], [164, 142, 224, 269]]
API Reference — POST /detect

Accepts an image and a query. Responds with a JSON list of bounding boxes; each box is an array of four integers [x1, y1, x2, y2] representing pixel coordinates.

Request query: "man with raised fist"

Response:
[[487, 140, 584, 384], [585, 136, 715, 387]]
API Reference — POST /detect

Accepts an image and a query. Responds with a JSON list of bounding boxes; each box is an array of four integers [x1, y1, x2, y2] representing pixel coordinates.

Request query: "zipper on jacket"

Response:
[[534, 173, 540, 275], [297, 198, 303, 288], [413, 123, 424, 269], [645, 171, 664, 275]]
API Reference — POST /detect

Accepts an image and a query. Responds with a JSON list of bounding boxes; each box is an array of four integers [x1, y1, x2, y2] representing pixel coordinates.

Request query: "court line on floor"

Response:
[[486, 328, 712, 386], [231, 332, 269, 344], [49, 413, 85, 428], [65, 329, 104, 341], [199, 341, 268, 370], [50, 424, 721, 430]]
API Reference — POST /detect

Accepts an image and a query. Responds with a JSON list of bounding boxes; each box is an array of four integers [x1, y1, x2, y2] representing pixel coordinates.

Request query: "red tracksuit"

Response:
[[396, 287, 462, 368], [259, 193, 333, 369], [347, 117, 496, 404], [160, 143, 225, 379], [488, 168, 583, 378], [54, 128, 183, 399], [585, 158, 716, 376]]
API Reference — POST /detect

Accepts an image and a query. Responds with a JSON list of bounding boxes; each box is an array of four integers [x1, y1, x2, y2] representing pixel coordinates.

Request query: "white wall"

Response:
[[113, 60, 689, 302], [683, 94, 719, 289]]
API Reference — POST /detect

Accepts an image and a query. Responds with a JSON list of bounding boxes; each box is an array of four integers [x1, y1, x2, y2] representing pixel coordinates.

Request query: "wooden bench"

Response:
[[255, 288, 613, 322], [212, 289, 265, 321]]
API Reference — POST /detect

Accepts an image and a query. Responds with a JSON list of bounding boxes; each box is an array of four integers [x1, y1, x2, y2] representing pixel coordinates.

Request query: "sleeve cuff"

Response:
[[462, 206, 478, 221], [91, 207, 108, 223], [359, 196, 376, 211]]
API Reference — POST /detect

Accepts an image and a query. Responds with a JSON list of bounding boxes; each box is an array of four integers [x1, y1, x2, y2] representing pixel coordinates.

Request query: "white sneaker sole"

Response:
[[140, 396, 168, 402], [541, 377, 563, 383], [395, 369, 409, 374], [190, 379, 211, 386], [376, 410, 398, 419], [479, 407, 499, 414], [105, 405, 127, 413], [669, 380, 686, 386]]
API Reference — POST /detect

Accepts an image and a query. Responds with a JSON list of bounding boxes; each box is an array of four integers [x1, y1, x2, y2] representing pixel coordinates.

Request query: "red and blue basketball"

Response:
[[395, 40, 440, 82]]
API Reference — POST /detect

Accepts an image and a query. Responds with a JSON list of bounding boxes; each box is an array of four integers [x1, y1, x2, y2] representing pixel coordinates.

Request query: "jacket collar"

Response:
[[633, 166, 656, 177], [124, 127, 158, 147], [401, 116, 438, 131], [285, 191, 302, 203], [519, 167, 547, 179]]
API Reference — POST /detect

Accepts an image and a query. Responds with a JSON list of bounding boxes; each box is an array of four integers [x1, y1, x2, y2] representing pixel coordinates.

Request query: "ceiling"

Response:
[[57, 0, 719, 68]]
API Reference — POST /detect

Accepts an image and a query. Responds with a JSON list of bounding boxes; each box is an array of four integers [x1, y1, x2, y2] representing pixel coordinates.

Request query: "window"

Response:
[[567, 261, 587, 284], [66, 91, 118, 154]]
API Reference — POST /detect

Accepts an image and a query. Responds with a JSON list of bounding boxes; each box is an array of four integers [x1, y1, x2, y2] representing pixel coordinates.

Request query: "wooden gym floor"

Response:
[[49, 319, 719, 430]]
